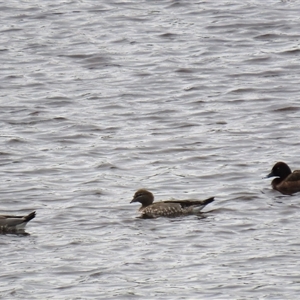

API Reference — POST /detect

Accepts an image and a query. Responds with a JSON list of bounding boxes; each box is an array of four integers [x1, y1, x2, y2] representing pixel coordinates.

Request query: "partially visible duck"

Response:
[[130, 189, 214, 218], [266, 162, 300, 195], [0, 211, 36, 231]]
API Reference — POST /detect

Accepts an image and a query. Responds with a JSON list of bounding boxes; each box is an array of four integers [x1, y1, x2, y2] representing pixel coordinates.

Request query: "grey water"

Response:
[[1, 0, 300, 299]]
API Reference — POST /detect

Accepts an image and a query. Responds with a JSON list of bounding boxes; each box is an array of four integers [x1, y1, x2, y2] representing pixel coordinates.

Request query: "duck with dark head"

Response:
[[130, 189, 214, 218], [266, 162, 300, 195]]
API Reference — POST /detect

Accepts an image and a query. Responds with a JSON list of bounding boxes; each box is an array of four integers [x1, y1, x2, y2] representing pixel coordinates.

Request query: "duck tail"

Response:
[[202, 197, 214, 206], [25, 211, 36, 222]]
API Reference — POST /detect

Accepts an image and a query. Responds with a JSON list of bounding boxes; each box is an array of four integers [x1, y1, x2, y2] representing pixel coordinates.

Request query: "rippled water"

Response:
[[1, 0, 300, 298]]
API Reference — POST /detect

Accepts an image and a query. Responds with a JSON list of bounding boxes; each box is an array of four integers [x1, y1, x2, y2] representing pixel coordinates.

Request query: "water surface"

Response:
[[1, 0, 300, 299]]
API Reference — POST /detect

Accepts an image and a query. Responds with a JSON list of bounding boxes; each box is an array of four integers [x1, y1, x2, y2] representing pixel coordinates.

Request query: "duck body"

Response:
[[131, 189, 214, 218], [266, 162, 300, 195], [0, 211, 36, 230]]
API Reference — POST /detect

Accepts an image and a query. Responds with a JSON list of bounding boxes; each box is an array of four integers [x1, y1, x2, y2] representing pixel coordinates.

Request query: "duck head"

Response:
[[131, 189, 154, 207], [266, 162, 292, 179]]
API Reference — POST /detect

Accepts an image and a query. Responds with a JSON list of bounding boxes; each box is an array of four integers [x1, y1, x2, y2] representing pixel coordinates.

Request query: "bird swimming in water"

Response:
[[131, 189, 214, 218], [266, 162, 300, 195], [0, 211, 36, 232]]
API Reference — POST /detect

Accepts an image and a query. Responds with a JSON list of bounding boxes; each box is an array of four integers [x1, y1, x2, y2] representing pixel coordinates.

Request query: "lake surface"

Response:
[[1, 0, 300, 299]]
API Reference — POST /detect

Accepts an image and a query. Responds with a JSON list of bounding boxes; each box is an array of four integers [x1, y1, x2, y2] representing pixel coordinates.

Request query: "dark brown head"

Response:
[[130, 189, 154, 207], [266, 162, 292, 180]]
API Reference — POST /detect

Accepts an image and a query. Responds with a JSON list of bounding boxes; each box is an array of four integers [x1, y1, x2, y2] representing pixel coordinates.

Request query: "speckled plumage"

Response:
[[131, 189, 214, 218], [266, 162, 300, 195]]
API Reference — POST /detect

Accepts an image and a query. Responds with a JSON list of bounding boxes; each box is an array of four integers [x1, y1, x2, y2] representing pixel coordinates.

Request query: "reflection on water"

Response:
[[0, 226, 30, 236]]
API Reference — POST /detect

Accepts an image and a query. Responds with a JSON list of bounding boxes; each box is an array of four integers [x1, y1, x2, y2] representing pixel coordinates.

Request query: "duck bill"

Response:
[[265, 172, 275, 178]]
